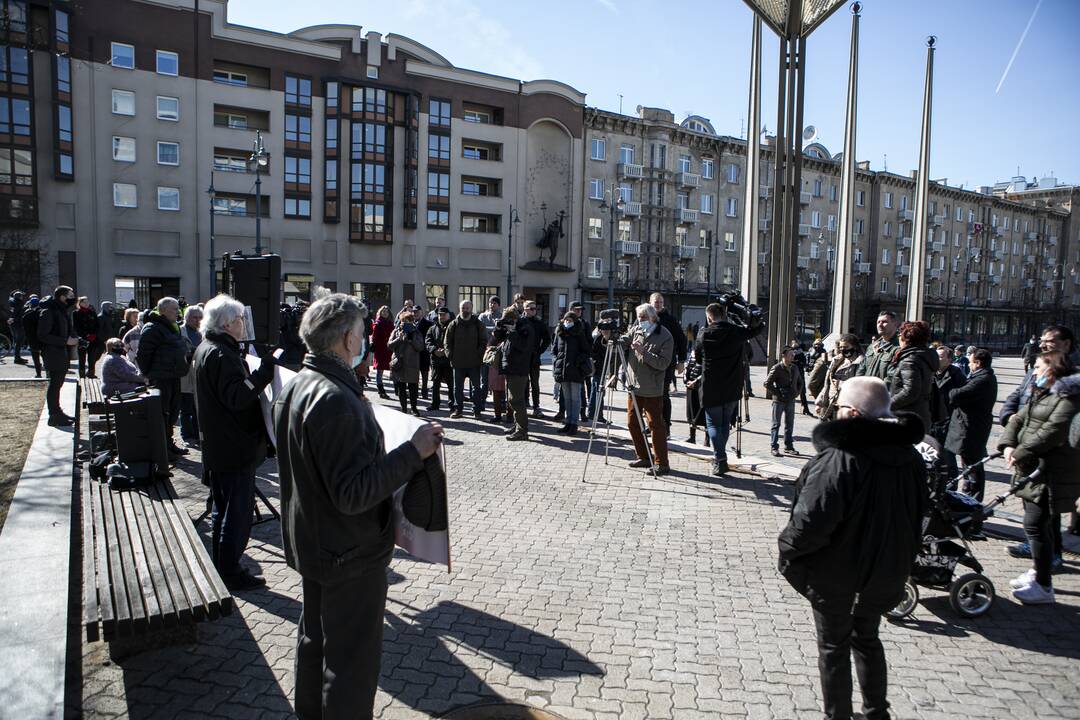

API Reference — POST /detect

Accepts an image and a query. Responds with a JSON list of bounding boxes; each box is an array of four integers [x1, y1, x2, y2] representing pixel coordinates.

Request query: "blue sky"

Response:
[[228, 0, 1080, 190]]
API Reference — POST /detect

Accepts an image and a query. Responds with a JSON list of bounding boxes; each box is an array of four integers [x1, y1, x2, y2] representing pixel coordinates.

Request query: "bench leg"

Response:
[[107, 624, 198, 662]]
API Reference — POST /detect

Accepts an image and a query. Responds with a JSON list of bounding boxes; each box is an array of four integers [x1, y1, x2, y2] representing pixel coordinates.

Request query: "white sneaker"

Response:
[[1012, 582, 1055, 605], [1009, 569, 1037, 589]]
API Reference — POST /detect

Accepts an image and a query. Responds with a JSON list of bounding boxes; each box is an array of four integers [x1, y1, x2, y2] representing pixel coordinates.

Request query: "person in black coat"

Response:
[[424, 306, 454, 411], [7, 290, 27, 364], [497, 309, 537, 440], [888, 320, 938, 429], [36, 286, 79, 425], [136, 297, 193, 457], [193, 294, 276, 590], [945, 348, 998, 500], [551, 313, 592, 436], [523, 300, 550, 417], [73, 296, 104, 378], [778, 376, 927, 720], [21, 294, 42, 377], [930, 346, 967, 440], [693, 301, 765, 475], [651, 292, 688, 429]]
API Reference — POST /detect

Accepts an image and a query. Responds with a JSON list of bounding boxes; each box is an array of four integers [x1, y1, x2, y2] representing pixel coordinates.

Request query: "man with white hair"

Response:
[[778, 376, 927, 720], [192, 294, 277, 590], [620, 303, 674, 474], [136, 296, 192, 457], [272, 293, 444, 719]]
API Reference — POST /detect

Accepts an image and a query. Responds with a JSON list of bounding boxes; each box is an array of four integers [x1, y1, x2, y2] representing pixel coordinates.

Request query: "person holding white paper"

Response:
[[273, 293, 444, 720]]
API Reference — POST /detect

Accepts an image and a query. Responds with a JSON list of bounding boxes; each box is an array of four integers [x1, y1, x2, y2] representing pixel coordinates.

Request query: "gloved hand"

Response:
[[255, 343, 281, 365]]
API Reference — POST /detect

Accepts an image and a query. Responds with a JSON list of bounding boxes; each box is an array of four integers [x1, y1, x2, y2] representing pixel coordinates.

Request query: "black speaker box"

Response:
[[225, 253, 281, 346], [110, 390, 170, 476]]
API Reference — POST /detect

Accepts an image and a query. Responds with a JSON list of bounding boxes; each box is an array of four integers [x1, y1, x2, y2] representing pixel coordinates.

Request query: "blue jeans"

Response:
[[180, 391, 200, 441], [453, 366, 484, 414], [704, 401, 740, 463], [561, 381, 582, 424], [208, 468, 255, 576], [588, 374, 606, 419], [771, 400, 795, 450]]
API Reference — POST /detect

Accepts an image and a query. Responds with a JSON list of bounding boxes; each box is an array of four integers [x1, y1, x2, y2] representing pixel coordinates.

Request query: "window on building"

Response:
[[358, 87, 387, 114], [461, 213, 499, 233], [155, 50, 178, 76], [725, 197, 738, 217], [856, 218, 864, 235], [111, 42, 134, 69], [956, 206, 963, 221], [722, 266, 736, 285], [284, 156, 311, 185], [428, 99, 451, 126], [881, 248, 890, 265], [588, 218, 602, 239], [590, 138, 606, 161], [212, 69, 247, 86], [286, 114, 312, 145], [618, 184, 631, 204], [675, 226, 688, 246], [701, 194, 714, 214], [427, 209, 449, 228], [676, 192, 689, 210], [811, 211, 821, 228], [587, 257, 603, 279], [157, 186, 179, 211], [724, 232, 736, 252], [856, 190, 865, 207], [111, 136, 135, 162], [620, 144, 635, 165], [156, 96, 179, 121], [830, 183, 838, 202], [828, 214, 836, 231], [462, 106, 491, 124], [727, 163, 739, 183], [325, 118, 337, 150], [326, 81, 338, 110], [156, 141, 179, 166], [427, 171, 449, 200], [589, 179, 604, 200], [699, 229, 710, 248], [810, 242, 819, 259], [284, 197, 311, 218], [113, 183, 137, 208], [884, 191, 893, 208], [56, 55, 71, 94], [285, 75, 312, 106], [678, 154, 691, 173], [353, 164, 385, 194], [428, 133, 450, 160], [883, 221, 891, 237], [57, 105, 72, 143], [55, 9, 69, 44], [459, 286, 501, 311], [701, 158, 713, 179], [111, 89, 135, 116], [361, 123, 385, 154], [618, 220, 631, 242], [325, 160, 337, 190]]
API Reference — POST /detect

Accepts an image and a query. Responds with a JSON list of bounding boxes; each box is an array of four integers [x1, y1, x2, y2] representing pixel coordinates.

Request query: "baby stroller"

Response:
[[887, 447, 1044, 620]]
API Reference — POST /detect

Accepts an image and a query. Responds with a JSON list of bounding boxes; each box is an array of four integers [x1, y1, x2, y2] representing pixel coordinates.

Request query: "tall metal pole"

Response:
[[207, 171, 216, 295], [739, 16, 762, 305], [766, 34, 789, 364], [907, 36, 936, 320], [608, 190, 616, 308], [506, 204, 514, 304], [783, 33, 807, 348], [254, 162, 263, 255], [831, 2, 861, 335]]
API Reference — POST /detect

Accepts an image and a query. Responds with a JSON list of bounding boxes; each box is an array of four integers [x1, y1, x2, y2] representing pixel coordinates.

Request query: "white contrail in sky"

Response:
[[996, 0, 1043, 94]]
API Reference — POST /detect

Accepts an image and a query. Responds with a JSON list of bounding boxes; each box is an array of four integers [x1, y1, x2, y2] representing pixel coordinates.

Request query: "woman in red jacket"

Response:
[[370, 305, 394, 399]]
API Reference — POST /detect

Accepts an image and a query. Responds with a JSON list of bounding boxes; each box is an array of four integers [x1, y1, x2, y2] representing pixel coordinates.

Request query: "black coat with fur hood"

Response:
[[778, 412, 928, 615]]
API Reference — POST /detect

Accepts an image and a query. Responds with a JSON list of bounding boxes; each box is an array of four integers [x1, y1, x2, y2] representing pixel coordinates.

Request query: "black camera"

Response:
[[596, 308, 625, 334], [717, 291, 764, 327]]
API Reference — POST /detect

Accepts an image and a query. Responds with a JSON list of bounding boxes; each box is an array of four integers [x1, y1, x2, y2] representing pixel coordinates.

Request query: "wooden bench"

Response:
[[80, 377, 105, 416], [81, 468, 233, 644]]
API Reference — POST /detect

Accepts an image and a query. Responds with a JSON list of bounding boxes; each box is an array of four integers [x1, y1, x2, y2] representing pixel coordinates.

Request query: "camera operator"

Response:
[[650, 293, 688, 431], [193, 294, 277, 590], [494, 308, 537, 441], [693, 296, 765, 476], [619, 304, 674, 475], [588, 313, 621, 424]]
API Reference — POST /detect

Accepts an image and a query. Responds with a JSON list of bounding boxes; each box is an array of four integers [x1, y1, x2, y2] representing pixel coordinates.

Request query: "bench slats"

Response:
[[124, 489, 171, 629], [106, 487, 149, 635], [143, 485, 207, 623], [81, 378, 106, 415], [150, 483, 226, 620], [132, 490, 189, 627], [92, 481, 120, 638], [81, 466, 100, 643]]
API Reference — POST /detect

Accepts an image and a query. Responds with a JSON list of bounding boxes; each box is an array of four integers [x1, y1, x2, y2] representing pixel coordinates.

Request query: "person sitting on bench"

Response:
[[101, 337, 146, 396]]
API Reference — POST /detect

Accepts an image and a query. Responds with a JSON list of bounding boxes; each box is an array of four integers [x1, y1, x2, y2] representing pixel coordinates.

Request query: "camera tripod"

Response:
[[581, 335, 659, 481], [734, 332, 768, 460], [195, 483, 280, 527]]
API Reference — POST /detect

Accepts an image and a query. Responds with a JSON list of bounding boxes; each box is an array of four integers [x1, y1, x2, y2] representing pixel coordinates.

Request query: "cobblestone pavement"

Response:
[[79, 357, 1080, 719]]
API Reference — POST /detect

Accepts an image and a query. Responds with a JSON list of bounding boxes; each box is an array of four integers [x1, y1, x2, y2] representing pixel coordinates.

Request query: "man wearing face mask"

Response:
[[192, 294, 277, 590], [273, 294, 444, 719], [36, 285, 79, 426], [620, 303, 674, 474]]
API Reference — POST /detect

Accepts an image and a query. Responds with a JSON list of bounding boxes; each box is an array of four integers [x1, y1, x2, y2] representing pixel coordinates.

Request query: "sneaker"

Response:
[[450, 410, 463, 419], [1006, 542, 1032, 559], [506, 431, 528, 441], [1012, 582, 1055, 605], [652, 465, 671, 476], [628, 459, 651, 468], [784, 447, 800, 456], [711, 460, 728, 477], [222, 570, 266, 592], [555, 424, 571, 435], [770, 448, 781, 457], [1010, 569, 1037, 590]]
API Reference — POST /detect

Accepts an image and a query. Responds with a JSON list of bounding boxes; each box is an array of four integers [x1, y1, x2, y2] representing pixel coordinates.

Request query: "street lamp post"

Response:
[[247, 130, 270, 255], [207, 172, 217, 295], [506, 205, 521, 304], [599, 186, 625, 309]]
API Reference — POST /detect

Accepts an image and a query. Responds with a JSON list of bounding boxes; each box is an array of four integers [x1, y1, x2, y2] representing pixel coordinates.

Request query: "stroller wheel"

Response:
[[886, 579, 919, 620], [949, 573, 995, 618]]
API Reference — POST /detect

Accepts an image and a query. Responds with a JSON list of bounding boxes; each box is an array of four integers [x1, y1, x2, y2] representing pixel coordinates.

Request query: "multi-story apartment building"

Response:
[[0, 0, 586, 324]]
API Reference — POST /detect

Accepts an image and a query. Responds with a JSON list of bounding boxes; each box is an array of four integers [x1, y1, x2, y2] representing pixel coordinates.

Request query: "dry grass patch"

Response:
[[0, 383, 46, 534]]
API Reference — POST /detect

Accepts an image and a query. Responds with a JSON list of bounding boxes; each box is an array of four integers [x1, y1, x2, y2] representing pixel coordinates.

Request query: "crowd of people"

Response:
[[7, 284, 1080, 720]]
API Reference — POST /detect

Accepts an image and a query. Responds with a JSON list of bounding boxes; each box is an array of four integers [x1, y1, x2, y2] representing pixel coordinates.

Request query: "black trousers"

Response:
[[813, 608, 890, 720], [1023, 493, 1054, 588], [429, 365, 452, 407], [394, 381, 418, 412], [959, 451, 986, 501], [153, 378, 181, 445], [295, 569, 388, 720], [529, 363, 542, 409], [46, 367, 66, 418], [180, 392, 200, 441], [78, 344, 104, 378], [208, 468, 255, 576], [28, 347, 42, 375]]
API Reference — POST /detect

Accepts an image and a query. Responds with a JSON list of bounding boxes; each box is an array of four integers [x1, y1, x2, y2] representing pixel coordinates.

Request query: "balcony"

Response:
[[897, 208, 914, 221], [759, 186, 771, 198], [798, 223, 810, 236], [989, 275, 1001, 286], [799, 191, 812, 205], [897, 265, 910, 277], [677, 172, 701, 188], [615, 240, 641, 256], [622, 202, 642, 217], [676, 245, 698, 260], [994, 225, 1005, 236], [899, 236, 912, 249], [758, 218, 770, 232], [677, 208, 699, 224], [931, 241, 945, 253], [796, 256, 809, 269], [855, 262, 871, 274], [930, 214, 945, 226], [1024, 231, 1038, 241], [967, 272, 980, 283], [618, 163, 644, 179]]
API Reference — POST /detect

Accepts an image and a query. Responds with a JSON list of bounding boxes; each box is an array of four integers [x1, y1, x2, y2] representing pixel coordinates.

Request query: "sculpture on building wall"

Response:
[[535, 208, 566, 267]]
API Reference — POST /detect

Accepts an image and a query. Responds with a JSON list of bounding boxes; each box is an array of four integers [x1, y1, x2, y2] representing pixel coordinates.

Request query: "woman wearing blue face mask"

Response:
[[999, 350, 1080, 605], [388, 309, 425, 415], [551, 312, 592, 436]]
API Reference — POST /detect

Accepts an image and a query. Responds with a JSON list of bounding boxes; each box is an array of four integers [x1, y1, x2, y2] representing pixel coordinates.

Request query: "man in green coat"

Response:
[[860, 310, 899, 382]]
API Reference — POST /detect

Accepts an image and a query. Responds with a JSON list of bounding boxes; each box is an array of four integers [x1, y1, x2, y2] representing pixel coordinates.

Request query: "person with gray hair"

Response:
[[778, 375, 927, 720], [179, 304, 205, 446], [136, 295, 192, 456], [191, 294, 277, 590], [619, 302, 674, 474], [272, 293, 444, 719]]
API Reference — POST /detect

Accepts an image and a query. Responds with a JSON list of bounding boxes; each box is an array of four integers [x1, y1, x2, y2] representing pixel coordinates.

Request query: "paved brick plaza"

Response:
[[78, 357, 1080, 719]]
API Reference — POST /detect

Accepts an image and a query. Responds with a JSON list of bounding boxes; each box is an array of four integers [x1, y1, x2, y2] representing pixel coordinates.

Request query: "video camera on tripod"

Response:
[[716, 290, 765, 329], [596, 308, 626, 335]]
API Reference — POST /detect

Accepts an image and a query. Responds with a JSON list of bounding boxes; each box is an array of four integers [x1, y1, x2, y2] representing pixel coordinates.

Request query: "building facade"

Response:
[[0, 0, 586, 324]]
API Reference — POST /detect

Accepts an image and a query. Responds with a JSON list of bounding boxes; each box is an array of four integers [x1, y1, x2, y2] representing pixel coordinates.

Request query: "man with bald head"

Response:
[[778, 376, 927, 720]]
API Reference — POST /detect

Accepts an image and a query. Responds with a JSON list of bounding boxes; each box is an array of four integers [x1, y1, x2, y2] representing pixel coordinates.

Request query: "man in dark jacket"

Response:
[[888, 320, 937, 430], [273, 294, 443, 719], [1021, 335, 1039, 372], [651, 292, 688, 429], [778, 376, 927, 720], [945, 348, 998, 501], [496, 309, 537, 440], [193, 294, 275, 590], [859, 310, 899, 382], [764, 346, 803, 457], [693, 302, 765, 475], [136, 297, 192, 457], [36, 285, 78, 425], [424, 306, 454, 411], [21, 294, 42, 377], [444, 300, 487, 419], [523, 300, 551, 417], [7, 290, 27, 364], [931, 346, 967, 444]]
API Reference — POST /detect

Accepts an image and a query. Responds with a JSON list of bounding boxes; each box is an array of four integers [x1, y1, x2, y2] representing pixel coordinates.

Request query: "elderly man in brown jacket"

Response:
[[621, 302, 674, 474]]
